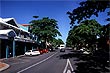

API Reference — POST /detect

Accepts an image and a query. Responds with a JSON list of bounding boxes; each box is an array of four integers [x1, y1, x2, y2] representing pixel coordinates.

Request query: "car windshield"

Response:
[[27, 50, 31, 52]]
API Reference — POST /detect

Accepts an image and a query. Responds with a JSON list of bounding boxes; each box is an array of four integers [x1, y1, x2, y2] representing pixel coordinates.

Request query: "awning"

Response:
[[0, 29, 17, 39]]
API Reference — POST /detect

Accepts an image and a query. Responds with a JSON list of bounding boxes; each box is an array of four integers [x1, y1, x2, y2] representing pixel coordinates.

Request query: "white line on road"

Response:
[[17, 52, 58, 73], [67, 70, 71, 73], [63, 59, 74, 73]]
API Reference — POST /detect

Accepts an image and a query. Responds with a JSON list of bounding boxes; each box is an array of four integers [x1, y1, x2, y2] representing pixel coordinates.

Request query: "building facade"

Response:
[[0, 18, 37, 59]]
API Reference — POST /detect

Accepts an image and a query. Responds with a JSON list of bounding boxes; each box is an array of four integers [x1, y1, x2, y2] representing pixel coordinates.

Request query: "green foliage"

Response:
[[67, 0, 109, 26], [101, 23, 110, 38], [66, 19, 102, 50], [98, 23, 110, 49], [52, 38, 64, 47], [57, 38, 64, 45], [30, 16, 61, 44]]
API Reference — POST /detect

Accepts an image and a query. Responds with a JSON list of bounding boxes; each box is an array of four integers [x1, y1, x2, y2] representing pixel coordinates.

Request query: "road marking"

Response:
[[17, 52, 58, 73], [63, 59, 74, 73], [67, 70, 71, 73]]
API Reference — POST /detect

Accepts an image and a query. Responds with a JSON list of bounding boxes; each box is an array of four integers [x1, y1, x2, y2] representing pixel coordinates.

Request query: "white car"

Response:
[[83, 51, 90, 54], [25, 49, 40, 56], [58, 44, 65, 49]]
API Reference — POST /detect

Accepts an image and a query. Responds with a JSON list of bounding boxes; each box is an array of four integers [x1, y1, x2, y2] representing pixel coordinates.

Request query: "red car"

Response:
[[43, 49, 48, 53], [38, 49, 48, 54]]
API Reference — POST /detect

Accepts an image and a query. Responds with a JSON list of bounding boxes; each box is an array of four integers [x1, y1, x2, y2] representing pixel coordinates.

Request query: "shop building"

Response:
[[0, 18, 37, 59]]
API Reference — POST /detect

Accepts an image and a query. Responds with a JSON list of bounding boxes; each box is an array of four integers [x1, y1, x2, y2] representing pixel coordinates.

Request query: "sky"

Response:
[[0, 0, 109, 43]]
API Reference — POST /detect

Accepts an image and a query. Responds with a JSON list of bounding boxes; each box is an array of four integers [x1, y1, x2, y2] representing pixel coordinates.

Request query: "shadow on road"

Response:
[[59, 52, 80, 59], [58, 50, 110, 73]]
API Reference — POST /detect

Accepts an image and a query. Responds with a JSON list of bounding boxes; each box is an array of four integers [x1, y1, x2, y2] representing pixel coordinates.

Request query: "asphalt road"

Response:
[[1, 49, 76, 73]]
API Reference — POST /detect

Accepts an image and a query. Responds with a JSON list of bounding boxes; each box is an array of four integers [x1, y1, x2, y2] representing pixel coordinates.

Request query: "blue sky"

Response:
[[0, 0, 109, 43]]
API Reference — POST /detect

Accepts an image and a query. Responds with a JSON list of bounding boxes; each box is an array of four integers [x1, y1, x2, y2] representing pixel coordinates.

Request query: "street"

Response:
[[1, 48, 76, 73], [0, 1, 109, 73]]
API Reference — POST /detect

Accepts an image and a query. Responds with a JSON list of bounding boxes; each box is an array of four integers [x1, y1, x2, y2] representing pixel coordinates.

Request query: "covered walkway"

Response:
[[0, 29, 37, 59]]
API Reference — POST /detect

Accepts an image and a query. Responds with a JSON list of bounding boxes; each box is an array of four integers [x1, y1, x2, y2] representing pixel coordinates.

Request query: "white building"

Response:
[[0, 18, 37, 58]]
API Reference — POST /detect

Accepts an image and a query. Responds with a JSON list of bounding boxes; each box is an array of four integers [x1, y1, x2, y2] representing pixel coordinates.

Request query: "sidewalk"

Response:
[[0, 62, 9, 72], [0, 55, 24, 72]]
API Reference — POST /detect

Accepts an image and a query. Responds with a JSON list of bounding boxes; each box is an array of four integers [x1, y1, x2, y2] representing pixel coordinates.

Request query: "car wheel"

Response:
[[30, 54, 32, 56]]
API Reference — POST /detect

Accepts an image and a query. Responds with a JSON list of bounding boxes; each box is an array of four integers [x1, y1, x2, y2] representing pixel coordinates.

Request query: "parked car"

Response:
[[60, 49, 65, 52], [79, 48, 90, 54], [25, 49, 40, 56], [49, 47, 56, 52], [83, 51, 90, 54], [39, 49, 43, 54], [38, 49, 48, 54], [43, 49, 48, 53]]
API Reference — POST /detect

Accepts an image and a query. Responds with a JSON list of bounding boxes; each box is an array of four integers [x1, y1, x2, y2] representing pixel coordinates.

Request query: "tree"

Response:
[[98, 23, 110, 49], [66, 19, 102, 51], [67, 0, 109, 26], [30, 16, 61, 48], [52, 38, 64, 47], [66, 26, 79, 47], [66, 36, 72, 47], [57, 38, 64, 45]]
